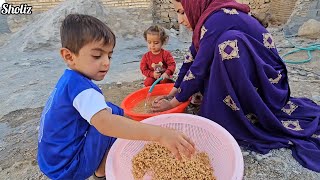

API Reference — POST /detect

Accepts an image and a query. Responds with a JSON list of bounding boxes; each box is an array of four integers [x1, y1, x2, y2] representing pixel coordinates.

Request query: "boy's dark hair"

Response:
[[143, 25, 169, 45], [60, 14, 116, 55]]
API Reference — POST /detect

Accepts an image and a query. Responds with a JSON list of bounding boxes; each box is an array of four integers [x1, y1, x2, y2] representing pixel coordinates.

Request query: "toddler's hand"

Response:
[[157, 128, 195, 160], [153, 71, 161, 79], [161, 73, 170, 79]]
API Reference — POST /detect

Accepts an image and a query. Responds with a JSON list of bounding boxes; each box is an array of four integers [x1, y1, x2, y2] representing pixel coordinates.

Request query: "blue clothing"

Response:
[[174, 9, 320, 172], [38, 69, 124, 179]]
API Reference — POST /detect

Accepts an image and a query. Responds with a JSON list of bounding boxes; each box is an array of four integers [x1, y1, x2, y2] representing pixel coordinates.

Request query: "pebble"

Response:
[[298, 70, 307, 76], [311, 95, 320, 101], [242, 152, 250, 156], [116, 82, 122, 87], [20, 62, 31, 66], [255, 155, 264, 161]]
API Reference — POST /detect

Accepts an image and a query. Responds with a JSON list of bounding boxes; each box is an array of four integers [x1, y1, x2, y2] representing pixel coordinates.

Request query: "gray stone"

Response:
[[298, 19, 320, 39]]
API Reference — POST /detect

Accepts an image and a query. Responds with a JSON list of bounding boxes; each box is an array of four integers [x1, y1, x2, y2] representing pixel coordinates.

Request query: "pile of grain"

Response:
[[132, 143, 216, 180]]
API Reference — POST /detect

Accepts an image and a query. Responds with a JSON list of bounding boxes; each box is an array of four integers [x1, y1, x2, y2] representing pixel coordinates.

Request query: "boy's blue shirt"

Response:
[[37, 69, 109, 177]]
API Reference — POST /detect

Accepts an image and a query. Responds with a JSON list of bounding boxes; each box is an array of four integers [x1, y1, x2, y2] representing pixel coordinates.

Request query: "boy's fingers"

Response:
[[177, 142, 191, 159], [180, 139, 195, 155], [181, 135, 195, 154], [171, 147, 181, 160]]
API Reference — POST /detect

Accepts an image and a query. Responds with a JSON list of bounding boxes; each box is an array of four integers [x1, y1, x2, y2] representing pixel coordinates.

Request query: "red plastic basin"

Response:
[[121, 83, 190, 121]]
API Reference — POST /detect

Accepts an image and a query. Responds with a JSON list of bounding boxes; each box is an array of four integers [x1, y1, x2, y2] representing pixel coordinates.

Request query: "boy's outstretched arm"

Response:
[[91, 109, 195, 159]]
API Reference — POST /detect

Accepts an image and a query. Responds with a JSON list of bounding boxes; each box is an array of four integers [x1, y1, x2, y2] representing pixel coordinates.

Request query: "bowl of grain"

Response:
[[106, 113, 244, 180], [121, 83, 190, 121]]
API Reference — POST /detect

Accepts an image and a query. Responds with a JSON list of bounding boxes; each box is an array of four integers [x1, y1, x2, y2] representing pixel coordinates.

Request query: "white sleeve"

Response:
[[73, 88, 112, 124]]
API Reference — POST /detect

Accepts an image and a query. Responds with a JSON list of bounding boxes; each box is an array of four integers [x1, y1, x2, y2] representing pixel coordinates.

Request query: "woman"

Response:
[[152, 0, 320, 172]]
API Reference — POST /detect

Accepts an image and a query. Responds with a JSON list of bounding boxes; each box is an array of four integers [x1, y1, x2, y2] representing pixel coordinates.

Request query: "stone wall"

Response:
[[154, 0, 273, 29], [6, 0, 151, 11], [5, 0, 298, 27]]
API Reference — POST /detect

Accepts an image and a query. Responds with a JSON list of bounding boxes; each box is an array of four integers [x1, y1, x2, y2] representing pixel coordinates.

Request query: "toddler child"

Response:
[[140, 25, 176, 87]]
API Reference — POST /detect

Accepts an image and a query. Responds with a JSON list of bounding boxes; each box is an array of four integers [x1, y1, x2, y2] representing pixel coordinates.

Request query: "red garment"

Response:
[[140, 49, 176, 78], [180, 0, 250, 51]]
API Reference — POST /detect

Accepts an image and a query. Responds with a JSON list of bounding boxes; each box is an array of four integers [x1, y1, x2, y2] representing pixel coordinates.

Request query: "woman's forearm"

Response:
[[170, 97, 183, 107]]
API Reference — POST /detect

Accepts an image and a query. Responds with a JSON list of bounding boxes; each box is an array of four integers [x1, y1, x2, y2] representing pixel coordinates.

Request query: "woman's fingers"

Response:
[[153, 95, 166, 103]]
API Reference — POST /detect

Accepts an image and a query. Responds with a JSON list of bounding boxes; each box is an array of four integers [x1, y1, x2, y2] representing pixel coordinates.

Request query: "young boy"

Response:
[[37, 14, 195, 180]]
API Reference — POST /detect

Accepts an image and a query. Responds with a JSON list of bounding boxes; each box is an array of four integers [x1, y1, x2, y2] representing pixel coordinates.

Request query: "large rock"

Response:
[[4, 0, 151, 52], [298, 19, 320, 39]]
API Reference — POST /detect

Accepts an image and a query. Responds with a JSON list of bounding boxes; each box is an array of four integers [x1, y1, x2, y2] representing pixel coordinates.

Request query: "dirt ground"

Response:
[[0, 24, 319, 180], [1, 53, 320, 179]]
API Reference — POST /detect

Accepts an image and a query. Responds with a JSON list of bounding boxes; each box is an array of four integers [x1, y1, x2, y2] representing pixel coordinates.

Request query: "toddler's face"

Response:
[[146, 34, 162, 54], [73, 40, 114, 81]]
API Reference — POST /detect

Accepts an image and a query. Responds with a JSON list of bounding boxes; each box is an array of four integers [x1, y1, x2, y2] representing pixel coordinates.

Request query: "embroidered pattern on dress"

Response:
[[312, 134, 320, 139], [281, 120, 304, 131], [177, 87, 181, 93], [269, 73, 282, 84], [222, 8, 239, 15], [263, 33, 275, 48], [223, 95, 240, 111], [218, 40, 240, 61], [183, 70, 195, 81], [281, 101, 298, 115], [184, 51, 194, 63], [246, 113, 259, 124], [200, 25, 208, 40], [288, 141, 293, 145]]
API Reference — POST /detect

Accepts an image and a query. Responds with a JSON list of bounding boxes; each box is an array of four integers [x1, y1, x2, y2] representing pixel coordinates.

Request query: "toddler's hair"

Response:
[[143, 25, 169, 45], [60, 14, 116, 54]]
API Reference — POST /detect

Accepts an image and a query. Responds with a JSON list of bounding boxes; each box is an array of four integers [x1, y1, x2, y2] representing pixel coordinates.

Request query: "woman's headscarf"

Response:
[[180, 0, 250, 51]]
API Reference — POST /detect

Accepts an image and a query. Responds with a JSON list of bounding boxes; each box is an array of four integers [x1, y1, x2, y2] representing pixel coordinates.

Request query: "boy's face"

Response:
[[64, 40, 114, 81], [146, 34, 162, 54]]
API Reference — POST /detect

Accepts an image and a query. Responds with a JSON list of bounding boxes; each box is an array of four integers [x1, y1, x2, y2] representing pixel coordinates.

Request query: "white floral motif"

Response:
[[218, 40, 240, 61], [184, 51, 194, 63], [281, 120, 303, 131], [246, 113, 259, 124], [183, 70, 195, 81], [223, 95, 240, 111], [269, 73, 282, 84], [222, 8, 239, 15], [263, 33, 275, 48], [200, 25, 208, 40], [281, 101, 298, 115]]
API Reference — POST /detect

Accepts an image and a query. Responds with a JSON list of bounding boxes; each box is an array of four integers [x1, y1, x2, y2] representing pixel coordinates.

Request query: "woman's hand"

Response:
[[152, 97, 182, 112], [153, 87, 178, 103], [157, 128, 195, 160], [153, 95, 170, 104], [168, 87, 178, 97], [151, 99, 173, 112]]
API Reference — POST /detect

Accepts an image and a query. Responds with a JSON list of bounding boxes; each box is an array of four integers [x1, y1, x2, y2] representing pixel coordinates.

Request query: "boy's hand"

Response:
[[161, 72, 170, 79], [157, 128, 195, 160], [153, 71, 161, 79]]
